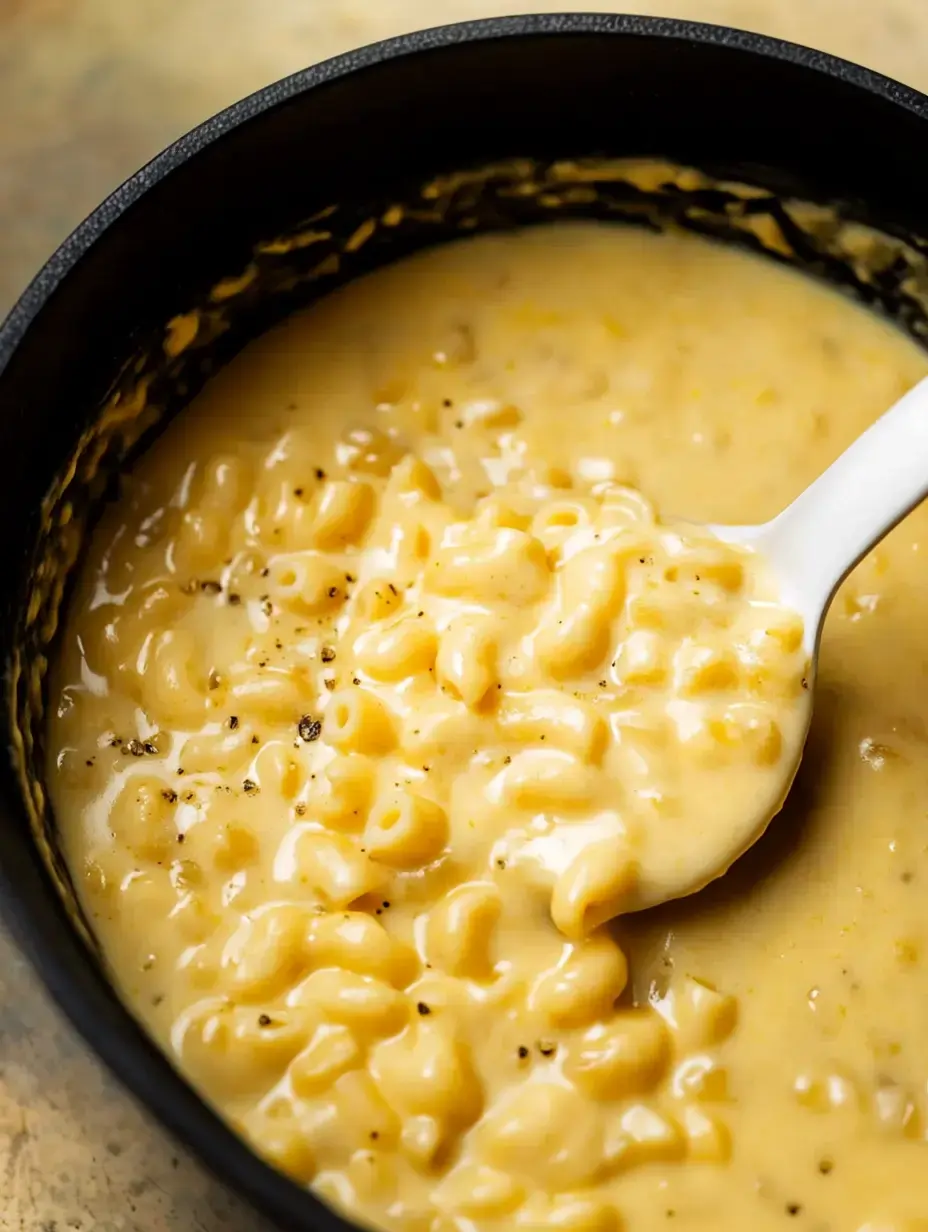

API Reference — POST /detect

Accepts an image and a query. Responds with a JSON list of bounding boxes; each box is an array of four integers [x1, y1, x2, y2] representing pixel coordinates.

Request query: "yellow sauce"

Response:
[[47, 224, 928, 1231]]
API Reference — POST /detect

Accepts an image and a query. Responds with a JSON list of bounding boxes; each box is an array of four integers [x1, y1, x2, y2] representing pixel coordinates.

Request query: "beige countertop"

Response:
[[1, 1, 927, 1227]]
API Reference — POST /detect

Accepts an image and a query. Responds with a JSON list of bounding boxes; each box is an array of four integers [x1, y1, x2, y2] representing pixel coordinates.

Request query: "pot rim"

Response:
[[3, 12, 928, 372], [2, 12, 928, 1230]]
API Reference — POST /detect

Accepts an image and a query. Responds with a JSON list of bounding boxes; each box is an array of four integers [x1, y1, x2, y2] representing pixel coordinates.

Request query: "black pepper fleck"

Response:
[[243, 778, 258, 794], [417, 1002, 431, 1016], [298, 716, 323, 743], [228, 592, 242, 606], [321, 646, 336, 663], [517, 1046, 529, 1059], [228, 715, 239, 729], [258, 1014, 272, 1027]]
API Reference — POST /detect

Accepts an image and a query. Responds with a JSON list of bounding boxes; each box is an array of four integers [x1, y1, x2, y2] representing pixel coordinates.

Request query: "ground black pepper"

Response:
[[298, 716, 323, 743]]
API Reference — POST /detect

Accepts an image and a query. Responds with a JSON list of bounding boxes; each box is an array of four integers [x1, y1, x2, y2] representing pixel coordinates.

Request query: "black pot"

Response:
[[2, 13, 928, 1231]]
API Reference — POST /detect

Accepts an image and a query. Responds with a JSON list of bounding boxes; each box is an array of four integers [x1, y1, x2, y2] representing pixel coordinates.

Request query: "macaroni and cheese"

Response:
[[47, 224, 928, 1230]]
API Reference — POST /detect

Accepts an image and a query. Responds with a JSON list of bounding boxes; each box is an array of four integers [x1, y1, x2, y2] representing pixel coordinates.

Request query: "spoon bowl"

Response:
[[667, 372, 928, 905]]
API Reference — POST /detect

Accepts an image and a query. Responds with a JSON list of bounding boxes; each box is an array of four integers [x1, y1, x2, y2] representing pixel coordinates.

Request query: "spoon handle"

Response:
[[758, 373, 928, 645]]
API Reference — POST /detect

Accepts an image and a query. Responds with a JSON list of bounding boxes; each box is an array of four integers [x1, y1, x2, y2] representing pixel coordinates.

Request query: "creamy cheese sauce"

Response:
[[47, 224, 928, 1231]]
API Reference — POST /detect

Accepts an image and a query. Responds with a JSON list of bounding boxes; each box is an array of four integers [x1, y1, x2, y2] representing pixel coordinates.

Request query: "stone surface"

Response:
[[1, 1, 927, 1227]]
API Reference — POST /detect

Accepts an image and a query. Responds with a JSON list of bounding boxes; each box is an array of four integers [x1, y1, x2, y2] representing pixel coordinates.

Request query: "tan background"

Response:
[[0, 1, 926, 1228]]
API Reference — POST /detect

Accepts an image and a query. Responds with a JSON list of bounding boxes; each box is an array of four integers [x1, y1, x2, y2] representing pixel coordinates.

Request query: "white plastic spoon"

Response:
[[616, 373, 928, 915], [464, 378, 928, 919], [688, 373, 928, 891]]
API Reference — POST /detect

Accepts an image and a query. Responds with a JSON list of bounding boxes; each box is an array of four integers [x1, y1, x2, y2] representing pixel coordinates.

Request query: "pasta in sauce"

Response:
[[48, 224, 928, 1231]]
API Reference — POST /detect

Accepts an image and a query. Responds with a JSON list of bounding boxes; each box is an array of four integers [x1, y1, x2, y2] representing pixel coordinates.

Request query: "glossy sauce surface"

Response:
[[47, 225, 928, 1231]]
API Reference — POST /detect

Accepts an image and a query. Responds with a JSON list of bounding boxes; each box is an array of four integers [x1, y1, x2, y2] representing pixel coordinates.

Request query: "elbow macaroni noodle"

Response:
[[47, 224, 928, 1231]]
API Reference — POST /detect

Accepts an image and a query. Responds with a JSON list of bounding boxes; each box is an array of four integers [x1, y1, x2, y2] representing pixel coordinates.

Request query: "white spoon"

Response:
[[681, 372, 928, 895], [618, 373, 928, 915]]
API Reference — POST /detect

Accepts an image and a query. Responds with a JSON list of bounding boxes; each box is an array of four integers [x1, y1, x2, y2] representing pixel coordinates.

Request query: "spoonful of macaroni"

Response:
[[589, 369, 928, 916], [472, 371, 928, 926]]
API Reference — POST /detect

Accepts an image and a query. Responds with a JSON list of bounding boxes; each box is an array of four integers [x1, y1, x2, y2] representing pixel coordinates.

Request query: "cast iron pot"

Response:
[[3, 13, 928, 1231]]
